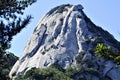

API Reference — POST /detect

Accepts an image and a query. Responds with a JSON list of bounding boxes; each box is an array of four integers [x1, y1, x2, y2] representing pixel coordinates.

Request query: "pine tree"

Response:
[[0, 0, 36, 51], [0, 0, 36, 79]]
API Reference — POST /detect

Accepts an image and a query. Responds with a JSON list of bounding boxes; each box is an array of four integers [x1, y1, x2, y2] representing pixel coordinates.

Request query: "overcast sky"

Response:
[[9, 0, 120, 57]]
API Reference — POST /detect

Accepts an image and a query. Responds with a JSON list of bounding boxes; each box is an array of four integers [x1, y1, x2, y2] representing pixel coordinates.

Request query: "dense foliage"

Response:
[[0, 0, 36, 53], [95, 43, 120, 65], [0, 52, 18, 80], [16, 64, 100, 80], [15, 43, 120, 80], [0, 0, 36, 79], [95, 43, 112, 58], [16, 67, 71, 80]]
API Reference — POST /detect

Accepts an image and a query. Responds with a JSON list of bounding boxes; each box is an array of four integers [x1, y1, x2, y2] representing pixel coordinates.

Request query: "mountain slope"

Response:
[[9, 4, 120, 80]]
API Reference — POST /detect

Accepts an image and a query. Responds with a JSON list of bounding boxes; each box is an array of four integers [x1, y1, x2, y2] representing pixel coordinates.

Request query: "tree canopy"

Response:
[[0, 0, 36, 52], [0, 0, 36, 79]]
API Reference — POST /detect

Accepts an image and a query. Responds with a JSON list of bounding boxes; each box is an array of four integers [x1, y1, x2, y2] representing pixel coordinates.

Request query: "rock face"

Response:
[[9, 4, 120, 79]]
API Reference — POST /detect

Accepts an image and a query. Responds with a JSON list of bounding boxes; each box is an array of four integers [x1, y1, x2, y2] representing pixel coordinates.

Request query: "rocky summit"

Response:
[[9, 4, 120, 80]]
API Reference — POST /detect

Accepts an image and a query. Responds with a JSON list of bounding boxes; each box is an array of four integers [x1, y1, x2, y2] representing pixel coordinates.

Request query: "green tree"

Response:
[[95, 43, 111, 59], [0, 52, 18, 80], [0, 0, 36, 53], [16, 67, 71, 80], [0, 0, 36, 79], [95, 43, 120, 65]]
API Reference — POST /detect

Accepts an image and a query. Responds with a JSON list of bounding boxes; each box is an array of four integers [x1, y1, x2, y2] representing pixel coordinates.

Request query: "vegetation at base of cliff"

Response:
[[15, 43, 120, 80], [0, 52, 18, 80], [95, 43, 120, 65], [16, 63, 100, 80], [16, 67, 71, 80]]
